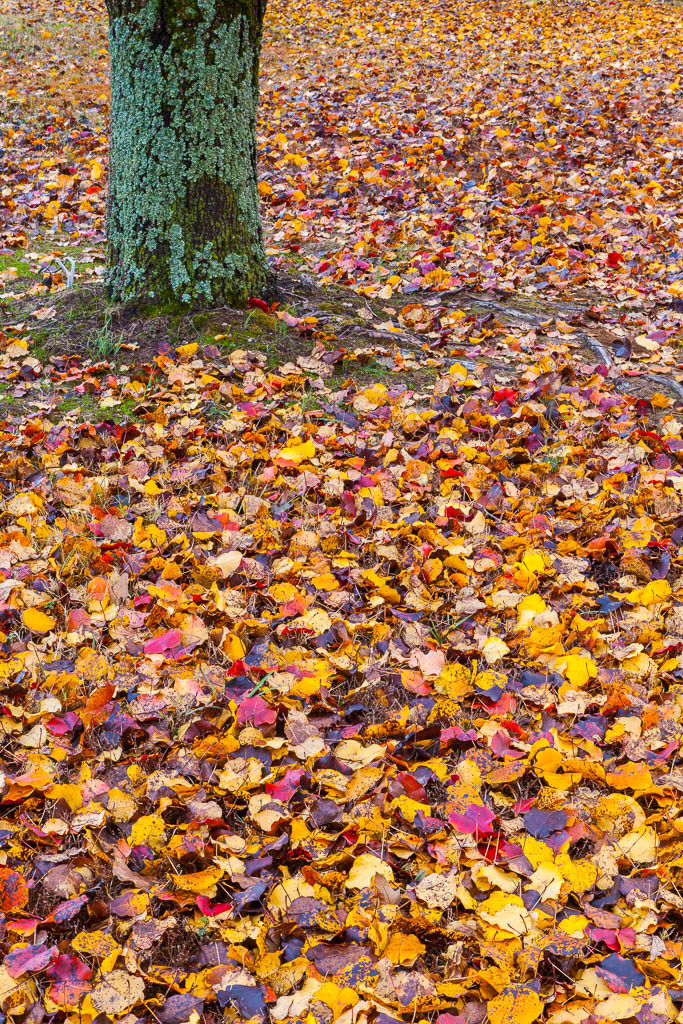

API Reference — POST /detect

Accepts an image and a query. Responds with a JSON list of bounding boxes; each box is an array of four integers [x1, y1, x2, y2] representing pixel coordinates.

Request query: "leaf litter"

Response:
[[1, 0, 683, 1023]]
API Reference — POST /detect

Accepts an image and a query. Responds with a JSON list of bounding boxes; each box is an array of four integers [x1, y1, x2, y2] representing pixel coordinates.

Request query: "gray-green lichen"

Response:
[[105, 0, 269, 308]]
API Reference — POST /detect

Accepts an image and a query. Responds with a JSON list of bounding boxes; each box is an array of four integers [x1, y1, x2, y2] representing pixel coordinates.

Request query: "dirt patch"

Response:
[[2, 270, 682, 426]]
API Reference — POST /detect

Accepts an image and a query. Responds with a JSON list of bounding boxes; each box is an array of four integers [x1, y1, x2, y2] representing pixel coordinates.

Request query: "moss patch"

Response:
[[0, 273, 453, 431]]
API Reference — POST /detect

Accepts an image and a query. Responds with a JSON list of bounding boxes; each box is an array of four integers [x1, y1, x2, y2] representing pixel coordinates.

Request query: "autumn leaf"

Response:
[[90, 971, 145, 1014], [481, 637, 510, 665], [45, 954, 92, 1007], [488, 985, 543, 1024], [346, 854, 394, 890], [0, 867, 29, 912], [21, 607, 56, 633], [5, 944, 54, 978], [277, 438, 316, 464], [561, 653, 598, 687], [384, 933, 426, 966], [171, 865, 224, 894]]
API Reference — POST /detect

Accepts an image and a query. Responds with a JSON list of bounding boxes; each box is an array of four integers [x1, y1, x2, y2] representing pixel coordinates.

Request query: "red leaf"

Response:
[[236, 696, 276, 728], [143, 628, 182, 656], [493, 388, 517, 403], [5, 943, 54, 978], [46, 954, 92, 1007], [196, 895, 232, 917], [45, 893, 88, 924], [449, 803, 496, 835], [266, 767, 305, 802]]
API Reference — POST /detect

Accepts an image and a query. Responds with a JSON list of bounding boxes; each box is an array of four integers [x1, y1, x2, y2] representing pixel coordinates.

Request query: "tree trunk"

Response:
[[105, 0, 270, 309]]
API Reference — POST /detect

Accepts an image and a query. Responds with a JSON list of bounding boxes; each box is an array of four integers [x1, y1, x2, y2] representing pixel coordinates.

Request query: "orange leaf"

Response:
[[0, 867, 29, 912], [22, 607, 56, 633]]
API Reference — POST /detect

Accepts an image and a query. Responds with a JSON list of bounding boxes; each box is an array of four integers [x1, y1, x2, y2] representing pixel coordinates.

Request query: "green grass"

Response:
[[0, 379, 142, 426], [87, 312, 123, 362], [49, 393, 139, 424], [0, 254, 33, 277], [0, 382, 23, 419]]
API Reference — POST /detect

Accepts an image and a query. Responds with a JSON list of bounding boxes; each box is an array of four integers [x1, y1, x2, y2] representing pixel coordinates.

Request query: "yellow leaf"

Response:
[[346, 765, 385, 803], [384, 932, 425, 966], [479, 892, 532, 938], [22, 608, 56, 633], [277, 439, 316, 464], [91, 972, 145, 1015], [0, 965, 36, 1017], [212, 551, 243, 577], [423, 557, 443, 582], [621, 652, 651, 677], [311, 572, 337, 591], [224, 632, 246, 660], [558, 914, 589, 936], [269, 875, 316, 911], [593, 793, 645, 836], [315, 983, 359, 1016], [561, 653, 598, 688], [335, 738, 386, 769], [516, 594, 547, 629], [346, 853, 394, 890], [624, 579, 671, 606], [363, 568, 400, 604], [595, 992, 647, 1020], [294, 607, 332, 635], [605, 763, 652, 793], [520, 550, 546, 575], [72, 931, 122, 959], [171, 865, 224, 893], [176, 342, 198, 359], [435, 663, 472, 700], [529, 863, 562, 901], [518, 835, 555, 869], [449, 362, 468, 379], [45, 783, 83, 811], [488, 984, 543, 1024], [482, 636, 510, 665], [534, 746, 562, 772], [556, 854, 598, 894], [415, 872, 459, 910], [615, 826, 657, 864], [130, 813, 166, 851], [390, 794, 431, 824]]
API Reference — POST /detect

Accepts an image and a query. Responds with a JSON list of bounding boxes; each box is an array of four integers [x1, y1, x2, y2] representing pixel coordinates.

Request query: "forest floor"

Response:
[[0, 1, 683, 1023]]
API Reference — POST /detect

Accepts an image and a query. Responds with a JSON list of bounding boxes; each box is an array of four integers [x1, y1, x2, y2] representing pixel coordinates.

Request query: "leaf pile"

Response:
[[0, 329, 683, 1024], [1, 0, 683, 1022], [2, 0, 683, 308], [259, 0, 683, 305]]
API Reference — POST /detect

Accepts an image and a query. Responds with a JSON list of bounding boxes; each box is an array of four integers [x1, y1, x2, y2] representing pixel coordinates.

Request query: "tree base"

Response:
[[110, 266, 280, 317]]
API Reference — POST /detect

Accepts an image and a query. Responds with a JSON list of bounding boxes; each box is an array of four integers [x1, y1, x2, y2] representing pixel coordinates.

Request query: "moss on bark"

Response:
[[105, 0, 270, 309]]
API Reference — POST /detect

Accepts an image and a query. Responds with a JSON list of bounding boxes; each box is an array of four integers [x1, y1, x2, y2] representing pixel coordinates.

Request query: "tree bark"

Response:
[[105, 0, 270, 309]]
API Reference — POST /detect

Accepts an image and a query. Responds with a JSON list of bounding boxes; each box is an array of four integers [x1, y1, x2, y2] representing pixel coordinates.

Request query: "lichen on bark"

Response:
[[105, 0, 269, 309]]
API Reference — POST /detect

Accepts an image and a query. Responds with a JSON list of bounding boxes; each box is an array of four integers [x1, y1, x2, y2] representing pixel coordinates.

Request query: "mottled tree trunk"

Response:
[[105, 0, 270, 309]]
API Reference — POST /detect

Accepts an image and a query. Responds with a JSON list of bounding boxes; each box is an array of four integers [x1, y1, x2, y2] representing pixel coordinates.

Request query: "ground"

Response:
[[0, 1, 683, 1023]]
